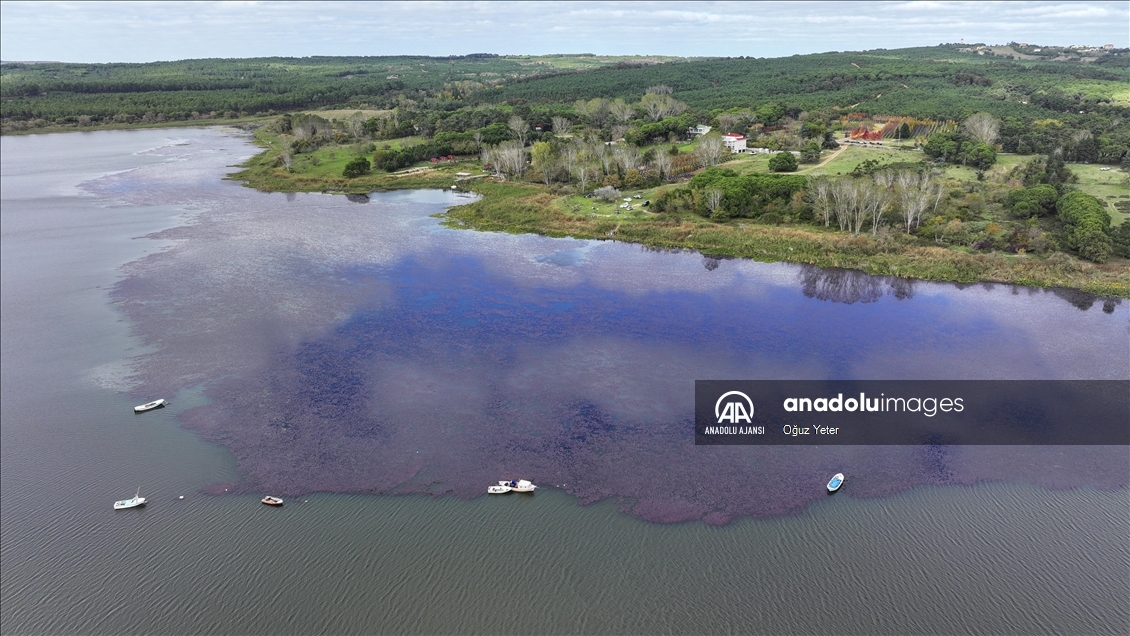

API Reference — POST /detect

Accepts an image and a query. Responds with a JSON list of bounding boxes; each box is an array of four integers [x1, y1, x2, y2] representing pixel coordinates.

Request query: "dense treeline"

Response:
[[6, 46, 1126, 137], [0, 54, 627, 125], [477, 47, 1127, 121]]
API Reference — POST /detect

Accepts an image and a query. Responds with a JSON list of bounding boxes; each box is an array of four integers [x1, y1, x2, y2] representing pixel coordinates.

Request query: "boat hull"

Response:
[[498, 479, 537, 493], [827, 473, 845, 493], [113, 498, 146, 510], [134, 399, 166, 413]]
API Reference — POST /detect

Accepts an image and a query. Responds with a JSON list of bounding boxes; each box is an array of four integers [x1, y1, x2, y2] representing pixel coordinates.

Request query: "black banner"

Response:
[[695, 381, 1129, 445]]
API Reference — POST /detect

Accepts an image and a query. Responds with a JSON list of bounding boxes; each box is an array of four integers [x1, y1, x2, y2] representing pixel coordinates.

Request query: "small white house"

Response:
[[722, 133, 747, 153], [687, 124, 712, 137]]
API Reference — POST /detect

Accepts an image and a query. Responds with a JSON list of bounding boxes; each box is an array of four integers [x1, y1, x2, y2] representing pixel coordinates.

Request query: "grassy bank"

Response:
[[442, 181, 1130, 297]]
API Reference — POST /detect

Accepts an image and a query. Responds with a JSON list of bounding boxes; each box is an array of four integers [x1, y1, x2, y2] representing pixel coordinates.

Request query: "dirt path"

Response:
[[803, 145, 849, 172]]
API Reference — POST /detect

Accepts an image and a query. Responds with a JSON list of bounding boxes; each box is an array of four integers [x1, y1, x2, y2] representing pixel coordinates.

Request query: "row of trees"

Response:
[[807, 171, 944, 235]]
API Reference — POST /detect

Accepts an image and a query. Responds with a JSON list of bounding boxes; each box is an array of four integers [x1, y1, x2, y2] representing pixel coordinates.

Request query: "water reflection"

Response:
[[798, 265, 916, 304]]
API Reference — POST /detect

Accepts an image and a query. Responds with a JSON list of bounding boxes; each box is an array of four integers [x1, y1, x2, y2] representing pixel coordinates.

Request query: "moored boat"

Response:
[[134, 399, 166, 413], [487, 484, 512, 494], [499, 479, 537, 493], [827, 473, 844, 493], [113, 487, 146, 510], [261, 496, 284, 506]]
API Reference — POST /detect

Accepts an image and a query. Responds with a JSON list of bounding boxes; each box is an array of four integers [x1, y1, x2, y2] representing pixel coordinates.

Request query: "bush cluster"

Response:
[[1056, 192, 1113, 263], [656, 167, 807, 220]]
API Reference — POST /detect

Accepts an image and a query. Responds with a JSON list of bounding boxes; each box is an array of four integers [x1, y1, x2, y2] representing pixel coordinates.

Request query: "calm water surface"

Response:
[[1, 128, 1127, 635]]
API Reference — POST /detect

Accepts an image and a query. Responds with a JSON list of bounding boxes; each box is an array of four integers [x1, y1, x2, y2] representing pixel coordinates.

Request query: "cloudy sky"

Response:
[[1, 1, 1127, 63]]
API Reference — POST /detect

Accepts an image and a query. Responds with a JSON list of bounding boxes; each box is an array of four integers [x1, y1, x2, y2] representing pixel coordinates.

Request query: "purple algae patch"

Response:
[[104, 148, 1128, 525]]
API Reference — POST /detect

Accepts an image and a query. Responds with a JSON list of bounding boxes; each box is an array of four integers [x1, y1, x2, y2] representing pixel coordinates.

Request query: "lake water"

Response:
[[1, 127, 1127, 635]]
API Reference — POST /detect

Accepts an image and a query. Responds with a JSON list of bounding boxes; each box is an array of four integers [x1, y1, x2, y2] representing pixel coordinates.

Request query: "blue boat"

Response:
[[827, 473, 844, 493]]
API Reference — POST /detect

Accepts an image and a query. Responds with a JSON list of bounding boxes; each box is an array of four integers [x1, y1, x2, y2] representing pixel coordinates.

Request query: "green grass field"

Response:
[[1068, 163, 1130, 225]]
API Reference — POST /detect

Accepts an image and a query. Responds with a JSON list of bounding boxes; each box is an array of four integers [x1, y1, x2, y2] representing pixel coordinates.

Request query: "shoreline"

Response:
[[78, 123, 1123, 299]]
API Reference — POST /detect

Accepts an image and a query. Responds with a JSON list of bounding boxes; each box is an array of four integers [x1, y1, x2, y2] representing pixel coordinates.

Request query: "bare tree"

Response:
[[551, 116, 572, 137], [653, 150, 672, 182], [486, 141, 528, 178], [472, 130, 483, 153], [695, 134, 725, 167], [611, 124, 629, 141], [704, 188, 724, 217], [483, 146, 502, 178], [347, 114, 367, 139], [716, 112, 742, 133], [962, 112, 1000, 145], [508, 115, 530, 146], [895, 171, 938, 233], [806, 177, 833, 226], [574, 98, 610, 127], [831, 178, 859, 232], [646, 85, 673, 95], [279, 150, 294, 172], [862, 179, 890, 235], [561, 143, 579, 177], [614, 144, 641, 171], [573, 162, 597, 192], [593, 142, 615, 174], [640, 93, 687, 121], [610, 99, 635, 124], [640, 94, 666, 121]]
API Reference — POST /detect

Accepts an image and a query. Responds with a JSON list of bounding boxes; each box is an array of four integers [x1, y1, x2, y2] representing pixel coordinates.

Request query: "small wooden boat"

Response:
[[499, 479, 537, 493], [134, 399, 166, 413], [114, 487, 147, 510], [487, 484, 512, 494], [261, 496, 284, 506], [827, 473, 845, 493]]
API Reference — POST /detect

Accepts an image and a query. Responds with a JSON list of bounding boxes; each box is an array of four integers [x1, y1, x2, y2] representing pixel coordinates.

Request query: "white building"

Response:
[[722, 133, 747, 153], [687, 124, 712, 137]]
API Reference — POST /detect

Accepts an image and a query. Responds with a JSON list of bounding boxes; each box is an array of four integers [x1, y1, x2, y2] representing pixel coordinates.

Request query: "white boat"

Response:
[[487, 484, 512, 494], [113, 487, 146, 510], [261, 496, 284, 506], [827, 473, 845, 493], [499, 479, 537, 493], [134, 399, 166, 413]]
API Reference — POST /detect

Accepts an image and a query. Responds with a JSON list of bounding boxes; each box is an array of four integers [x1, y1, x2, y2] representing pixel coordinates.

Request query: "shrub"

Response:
[[342, 156, 371, 178], [799, 141, 822, 164], [769, 152, 798, 172], [1007, 184, 1058, 216], [1112, 222, 1130, 259], [593, 185, 621, 202]]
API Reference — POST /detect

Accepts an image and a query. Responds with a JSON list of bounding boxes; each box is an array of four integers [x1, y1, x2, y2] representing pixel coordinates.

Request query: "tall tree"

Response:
[[551, 116, 572, 137], [695, 133, 725, 167], [704, 188, 724, 217], [610, 99, 635, 124], [530, 141, 559, 185], [653, 150, 672, 182], [806, 177, 833, 226], [507, 115, 530, 146]]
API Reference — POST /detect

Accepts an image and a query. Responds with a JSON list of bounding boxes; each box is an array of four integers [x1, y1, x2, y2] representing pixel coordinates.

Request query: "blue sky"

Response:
[[1, 1, 1127, 63]]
